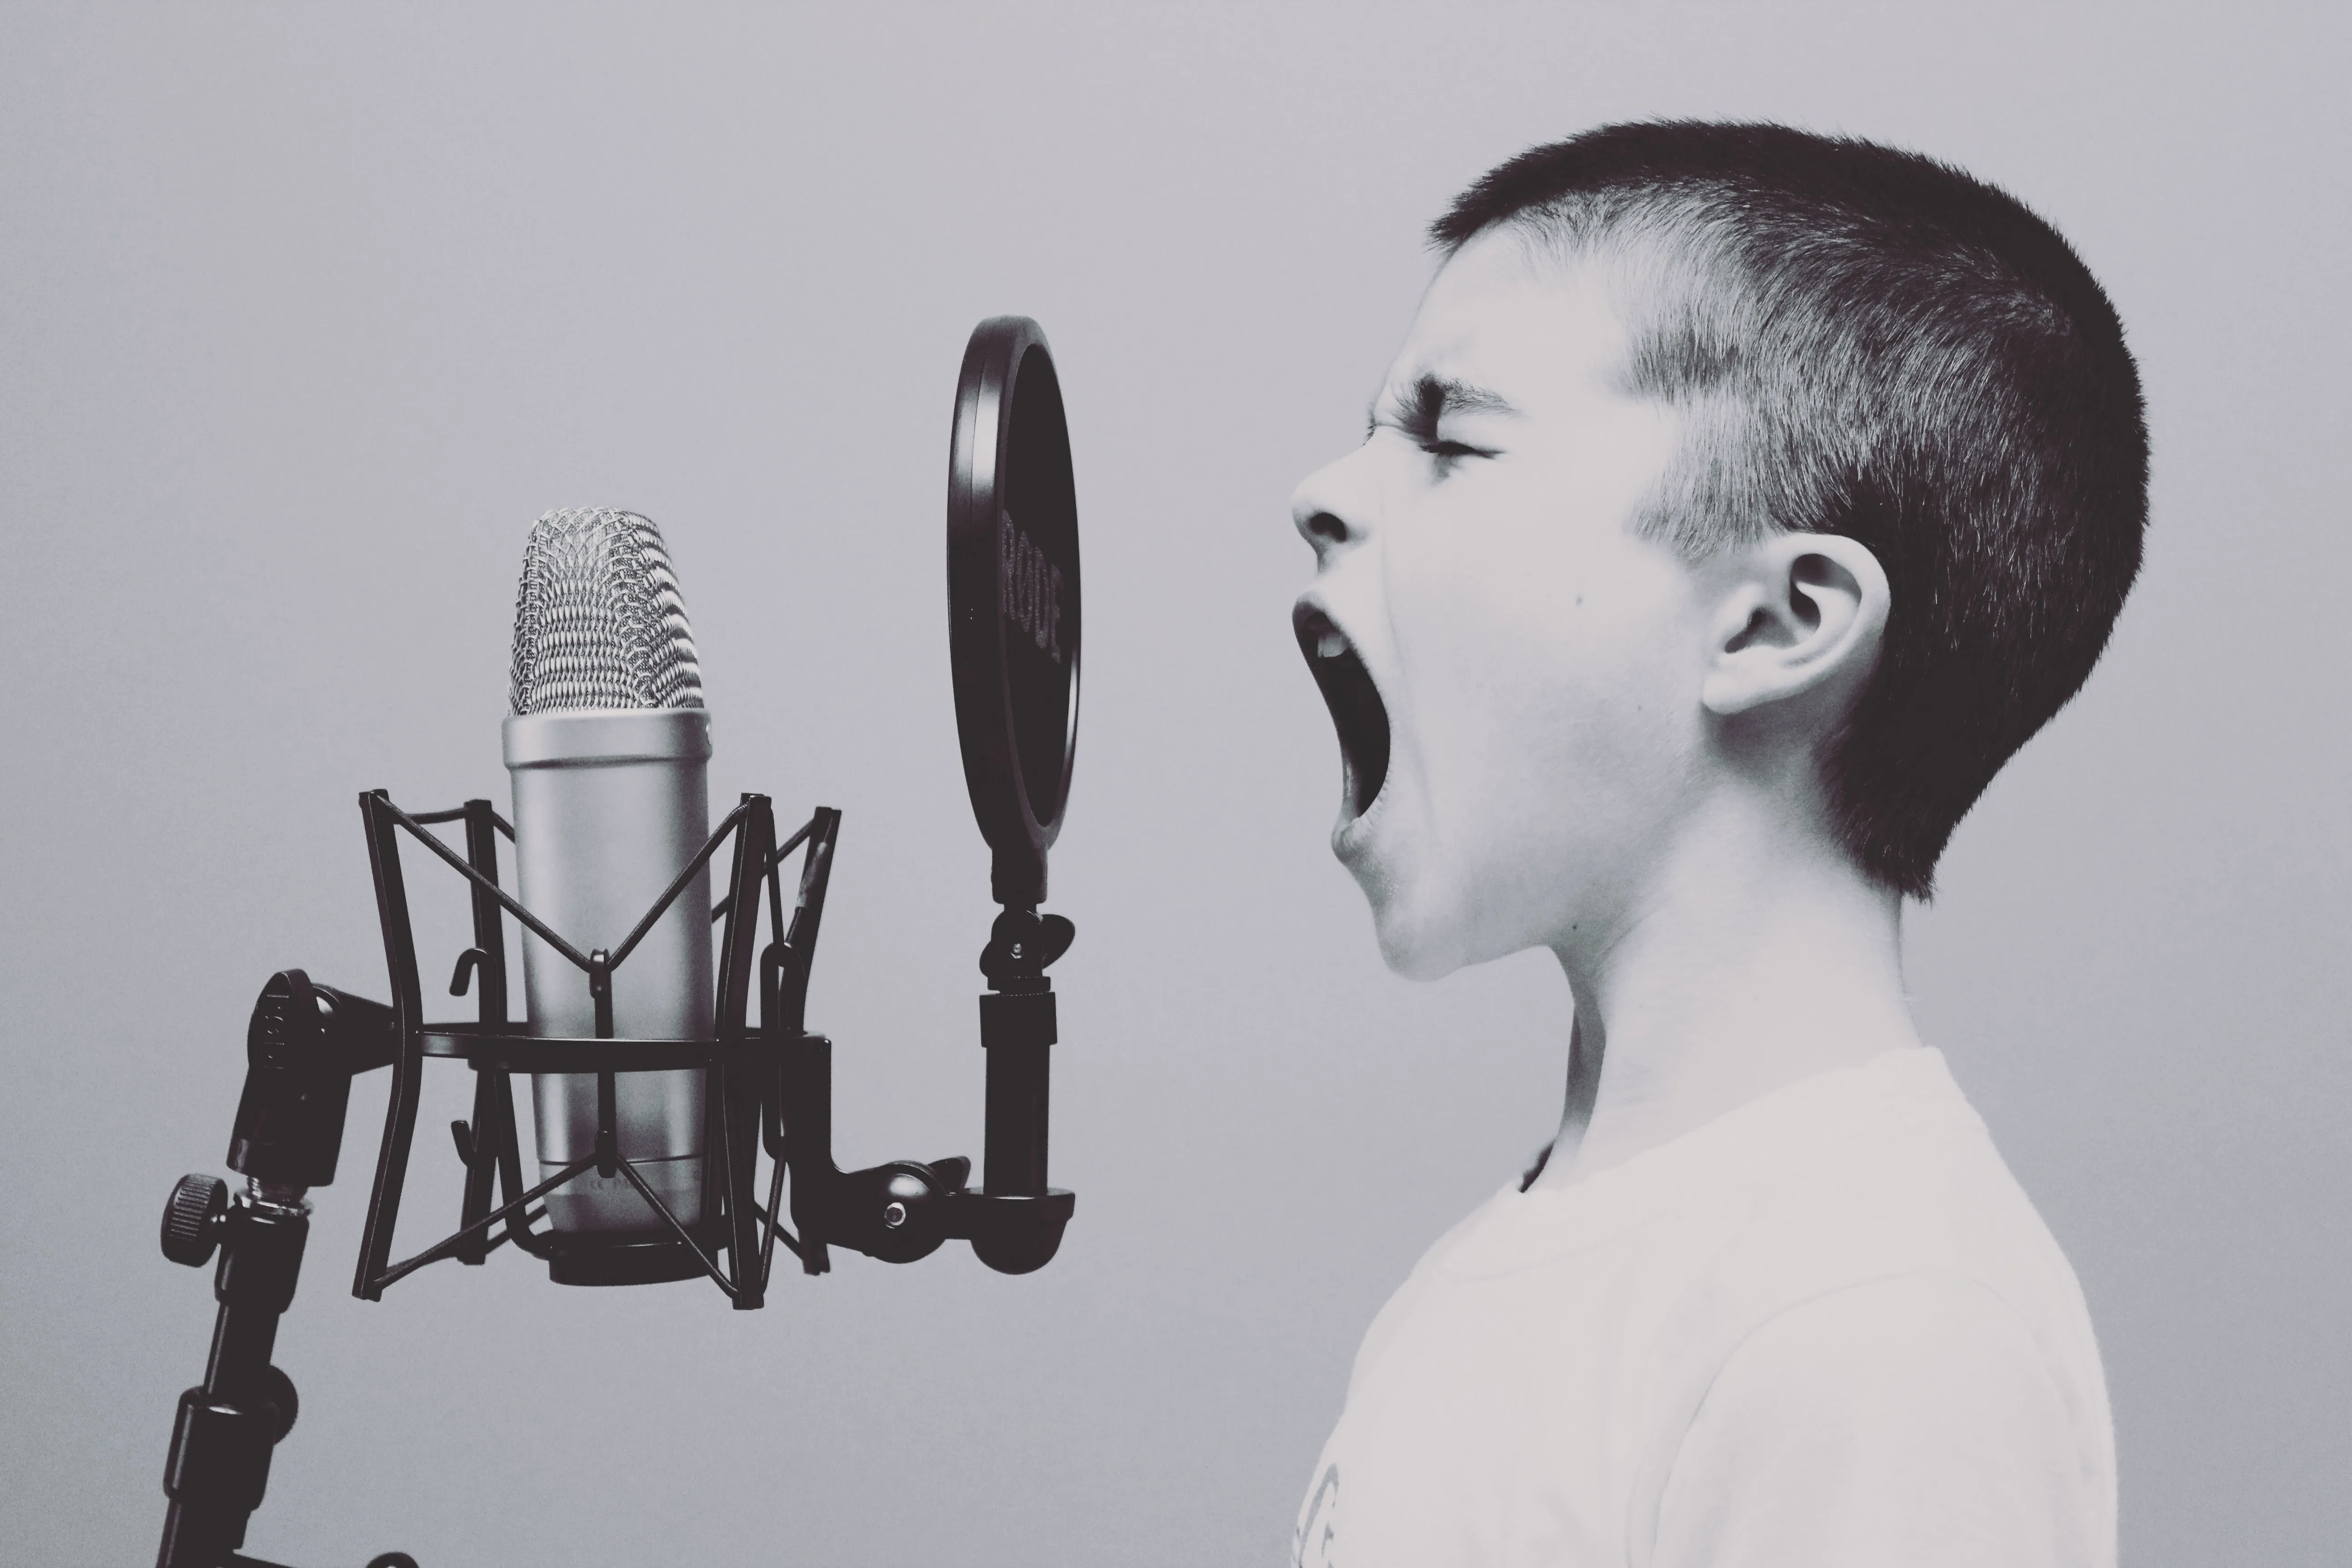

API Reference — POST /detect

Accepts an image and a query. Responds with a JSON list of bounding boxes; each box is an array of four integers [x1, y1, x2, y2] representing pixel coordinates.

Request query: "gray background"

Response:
[[3, 4, 2345, 1564]]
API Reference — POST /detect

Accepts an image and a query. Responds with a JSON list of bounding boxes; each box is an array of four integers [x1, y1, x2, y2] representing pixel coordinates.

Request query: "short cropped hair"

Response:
[[1435, 122, 2148, 897]]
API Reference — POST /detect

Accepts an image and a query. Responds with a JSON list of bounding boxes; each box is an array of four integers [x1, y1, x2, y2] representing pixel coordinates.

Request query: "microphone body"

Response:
[[506, 710, 712, 1232], [503, 507, 714, 1236]]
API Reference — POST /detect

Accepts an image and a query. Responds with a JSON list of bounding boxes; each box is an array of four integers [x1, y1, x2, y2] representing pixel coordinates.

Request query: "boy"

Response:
[[1289, 122, 2143, 1568]]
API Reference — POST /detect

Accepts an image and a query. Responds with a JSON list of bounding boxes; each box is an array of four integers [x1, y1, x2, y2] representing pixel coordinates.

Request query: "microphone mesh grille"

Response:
[[509, 508, 706, 715]]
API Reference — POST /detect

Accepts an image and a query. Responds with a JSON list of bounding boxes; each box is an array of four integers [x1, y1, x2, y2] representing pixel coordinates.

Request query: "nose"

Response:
[[1291, 448, 1373, 565]]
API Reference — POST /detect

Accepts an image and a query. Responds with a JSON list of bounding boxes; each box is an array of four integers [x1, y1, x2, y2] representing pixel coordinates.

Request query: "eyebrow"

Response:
[[1367, 374, 1520, 441]]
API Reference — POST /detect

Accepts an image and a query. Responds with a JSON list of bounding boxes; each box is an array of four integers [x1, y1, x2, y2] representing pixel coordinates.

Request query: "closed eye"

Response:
[[1367, 373, 1513, 471], [1419, 437, 1497, 474]]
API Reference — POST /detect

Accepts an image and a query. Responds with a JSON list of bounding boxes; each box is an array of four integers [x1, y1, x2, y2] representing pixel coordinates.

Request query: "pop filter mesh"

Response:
[[508, 508, 705, 715]]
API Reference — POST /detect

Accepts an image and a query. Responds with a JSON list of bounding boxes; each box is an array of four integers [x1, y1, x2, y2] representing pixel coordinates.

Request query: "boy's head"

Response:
[[1293, 122, 2146, 976]]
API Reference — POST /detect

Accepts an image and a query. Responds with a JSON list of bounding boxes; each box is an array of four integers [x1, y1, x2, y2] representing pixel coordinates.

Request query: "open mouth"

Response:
[[1294, 603, 1391, 821]]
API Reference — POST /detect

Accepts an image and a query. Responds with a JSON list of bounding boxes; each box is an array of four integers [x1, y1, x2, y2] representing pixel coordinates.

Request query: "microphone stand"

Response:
[[154, 972, 411, 1568], [152, 796, 1075, 1568]]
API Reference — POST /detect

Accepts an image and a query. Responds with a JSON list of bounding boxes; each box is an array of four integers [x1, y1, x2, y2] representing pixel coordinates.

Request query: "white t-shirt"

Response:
[[1293, 1047, 2113, 1568]]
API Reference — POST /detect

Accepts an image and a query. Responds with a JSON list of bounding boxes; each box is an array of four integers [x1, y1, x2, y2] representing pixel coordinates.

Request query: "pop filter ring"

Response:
[[948, 316, 1081, 909]]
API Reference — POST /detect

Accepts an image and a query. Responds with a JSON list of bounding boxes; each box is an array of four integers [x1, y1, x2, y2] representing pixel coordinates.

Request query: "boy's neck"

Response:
[[1530, 790, 1919, 1191]]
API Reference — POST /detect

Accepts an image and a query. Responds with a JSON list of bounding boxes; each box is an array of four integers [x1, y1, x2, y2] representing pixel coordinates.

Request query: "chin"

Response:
[[1357, 840, 1571, 980], [1379, 929, 1466, 983], [1357, 870, 1475, 982]]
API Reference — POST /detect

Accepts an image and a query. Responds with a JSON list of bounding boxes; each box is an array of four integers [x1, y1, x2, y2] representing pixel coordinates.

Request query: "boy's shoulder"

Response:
[[1649, 1047, 2108, 1426], [1412, 1047, 2084, 1310], [1527, 1047, 2103, 1392], [1635, 1048, 2117, 1566], [1353, 1048, 2104, 1397], [1316, 1049, 2115, 1567], [1693, 1046, 2086, 1313]]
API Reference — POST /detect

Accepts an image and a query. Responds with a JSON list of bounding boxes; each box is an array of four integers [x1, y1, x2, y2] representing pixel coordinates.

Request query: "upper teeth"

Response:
[[1317, 631, 1348, 658]]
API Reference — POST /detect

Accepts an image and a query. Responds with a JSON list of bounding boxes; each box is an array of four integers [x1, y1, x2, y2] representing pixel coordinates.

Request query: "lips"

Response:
[[1294, 603, 1391, 821]]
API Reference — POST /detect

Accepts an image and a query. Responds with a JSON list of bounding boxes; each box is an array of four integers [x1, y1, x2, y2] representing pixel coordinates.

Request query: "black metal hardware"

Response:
[[162, 1174, 229, 1269], [158, 788, 1078, 1563], [155, 1181, 314, 1568]]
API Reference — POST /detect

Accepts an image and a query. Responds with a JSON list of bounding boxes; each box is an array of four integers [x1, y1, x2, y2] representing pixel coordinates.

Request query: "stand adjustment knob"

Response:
[[258, 1362, 300, 1442], [161, 1174, 228, 1267]]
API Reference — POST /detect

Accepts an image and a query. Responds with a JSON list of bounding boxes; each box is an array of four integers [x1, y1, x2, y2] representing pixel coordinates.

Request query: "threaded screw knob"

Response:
[[161, 1173, 227, 1267]]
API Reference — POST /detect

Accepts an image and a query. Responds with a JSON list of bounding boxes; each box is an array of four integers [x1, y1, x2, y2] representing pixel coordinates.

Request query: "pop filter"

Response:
[[947, 316, 1080, 909]]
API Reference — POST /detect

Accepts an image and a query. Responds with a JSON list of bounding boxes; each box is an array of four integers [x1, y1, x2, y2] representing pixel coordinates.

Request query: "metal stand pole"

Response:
[[156, 1179, 309, 1568], [157, 969, 412, 1568]]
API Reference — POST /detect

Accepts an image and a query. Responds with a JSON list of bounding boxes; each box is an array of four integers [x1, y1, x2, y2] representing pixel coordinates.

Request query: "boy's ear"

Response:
[[1699, 533, 1890, 720]]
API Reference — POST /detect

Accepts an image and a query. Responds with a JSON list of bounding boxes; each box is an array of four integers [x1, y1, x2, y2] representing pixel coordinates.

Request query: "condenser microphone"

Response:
[[504, 508, 714, 1235]]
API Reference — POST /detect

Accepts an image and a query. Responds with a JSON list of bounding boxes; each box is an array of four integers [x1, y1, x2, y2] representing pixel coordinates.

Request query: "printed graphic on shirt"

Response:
[[1294, 1462, 1338, 1568]]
